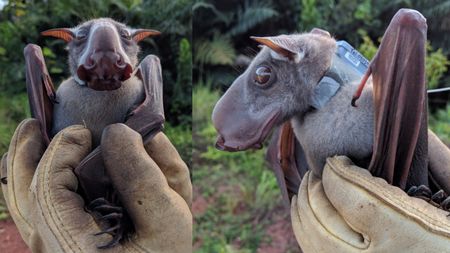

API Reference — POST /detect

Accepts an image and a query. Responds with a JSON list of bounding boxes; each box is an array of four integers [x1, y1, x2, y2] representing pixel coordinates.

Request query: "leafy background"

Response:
[[0, 0, 192, 226], [193, 0, 450, 252], [0, 0, 449, 252]]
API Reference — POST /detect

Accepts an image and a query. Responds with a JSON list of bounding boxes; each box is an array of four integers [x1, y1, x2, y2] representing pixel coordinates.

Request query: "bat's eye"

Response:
[[254, 66, 272, 85], [120, 29, 132, 40], [76, 29, 87, 40]]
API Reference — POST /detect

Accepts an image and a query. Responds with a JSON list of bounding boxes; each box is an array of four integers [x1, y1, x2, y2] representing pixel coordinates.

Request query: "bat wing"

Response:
[[74, 55, 165, 203], [355, 9, 429, 189], [24, 44, 56, 145], [126, 54, 165, 143], [266, 122, 308, 204]]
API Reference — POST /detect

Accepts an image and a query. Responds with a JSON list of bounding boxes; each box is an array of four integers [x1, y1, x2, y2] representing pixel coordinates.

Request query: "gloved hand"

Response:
[[291, 156, 450, 253], [1, 119, 192, 253]]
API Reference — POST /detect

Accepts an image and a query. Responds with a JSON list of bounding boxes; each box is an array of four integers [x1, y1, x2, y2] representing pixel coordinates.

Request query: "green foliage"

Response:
[[299, 0, 321, 31], [429, 105, 450, 145], [228, 1, 279, 37], [193, 0, 286, 87], [358, 34, 450, 90], [171, 38, 193, 126], [357, 31, 378, 60], [0, 94, 29, 154], [426, 43, 450, 89], [193, 86, 289, 252], [164, 123, 192, 167], [195, 34, 236, 66]]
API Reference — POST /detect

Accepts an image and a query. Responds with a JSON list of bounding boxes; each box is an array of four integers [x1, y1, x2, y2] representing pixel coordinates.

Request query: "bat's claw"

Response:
[[407, 184, 432, 200], [351, 97, 358, 107], [87, 197, 125, 249], [441, 196, 450, 211], [96, 227, 123, 249], [408, 185, 450, 212]]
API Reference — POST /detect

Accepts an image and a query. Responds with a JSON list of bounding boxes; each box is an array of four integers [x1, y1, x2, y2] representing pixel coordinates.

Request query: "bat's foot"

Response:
[[88, 197, 125, 249], [407, 185, 450, 212]]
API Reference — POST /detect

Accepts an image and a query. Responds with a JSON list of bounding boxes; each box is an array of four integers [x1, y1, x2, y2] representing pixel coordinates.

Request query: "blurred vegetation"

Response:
[[430, 104, 450, 145], [193, 85, 299, 252], [0, 0, 193, 156], [193, 0, 450, 252]]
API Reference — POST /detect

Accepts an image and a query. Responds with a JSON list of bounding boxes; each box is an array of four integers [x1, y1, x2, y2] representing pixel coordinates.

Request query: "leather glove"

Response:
[[1, 119, 192, 253], [291, 156, 450, 253]]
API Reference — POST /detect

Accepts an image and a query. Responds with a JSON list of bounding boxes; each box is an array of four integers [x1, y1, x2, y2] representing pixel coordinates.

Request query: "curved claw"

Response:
[[407, 186, 418, 195], [87, 197, 126, 248], [101, 212, 123, 221], [431, 189, 447, 204], [97, 230, 123, 249], [441, 197, 450, 211], [94, 224, 120, 236]]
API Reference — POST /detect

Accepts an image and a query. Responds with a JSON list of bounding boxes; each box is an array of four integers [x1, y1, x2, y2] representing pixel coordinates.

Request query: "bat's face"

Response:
[[212, 31, 336, 151], [41, 18, 160, 91]]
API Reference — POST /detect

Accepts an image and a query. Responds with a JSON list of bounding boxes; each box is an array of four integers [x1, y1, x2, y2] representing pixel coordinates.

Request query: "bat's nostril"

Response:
[[116, 56, 126, 69]]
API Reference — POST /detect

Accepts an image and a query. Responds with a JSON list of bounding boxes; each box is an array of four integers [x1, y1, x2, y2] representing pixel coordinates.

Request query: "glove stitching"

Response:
[[9, 121, 33, 231], [304, 171, 371, 250], [328, 159, 450, 236], [37, 133, 83, 253]]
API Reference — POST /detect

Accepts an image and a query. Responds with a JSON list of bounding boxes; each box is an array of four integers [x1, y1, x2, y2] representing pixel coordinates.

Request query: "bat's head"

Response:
[[41, 18, 160, 91], [212, 29, 336, 151]]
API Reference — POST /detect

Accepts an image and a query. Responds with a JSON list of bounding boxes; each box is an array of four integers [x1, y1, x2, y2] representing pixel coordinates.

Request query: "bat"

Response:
[[24, 18, 164, 248], [212, 10, 450, 208]]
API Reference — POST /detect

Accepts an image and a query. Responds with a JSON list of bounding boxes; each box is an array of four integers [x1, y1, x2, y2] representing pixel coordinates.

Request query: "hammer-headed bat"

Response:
[[213, 9, 449, 206], [24, 18, 165, 248]]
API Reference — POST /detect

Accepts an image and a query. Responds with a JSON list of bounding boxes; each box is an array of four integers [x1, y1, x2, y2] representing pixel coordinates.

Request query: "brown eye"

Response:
[[254, 66, 271, 85]]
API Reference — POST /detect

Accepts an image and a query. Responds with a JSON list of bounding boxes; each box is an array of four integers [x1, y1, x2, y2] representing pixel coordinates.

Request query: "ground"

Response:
[[0, 219, 30, 253]]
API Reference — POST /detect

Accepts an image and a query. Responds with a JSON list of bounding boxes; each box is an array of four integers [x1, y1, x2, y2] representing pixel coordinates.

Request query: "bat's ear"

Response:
[[41, 28, 74, 43], [310, 28, 331, 37], [132, 29, 161, 42], [250, 35, 304, 63]]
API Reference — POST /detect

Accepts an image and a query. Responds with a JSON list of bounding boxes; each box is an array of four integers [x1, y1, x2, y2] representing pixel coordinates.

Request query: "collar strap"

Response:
[[310, 42, 368, 109]]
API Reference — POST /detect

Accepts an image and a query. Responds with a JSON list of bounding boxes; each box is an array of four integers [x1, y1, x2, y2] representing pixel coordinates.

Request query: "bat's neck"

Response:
[[309, 53, 364, 109]]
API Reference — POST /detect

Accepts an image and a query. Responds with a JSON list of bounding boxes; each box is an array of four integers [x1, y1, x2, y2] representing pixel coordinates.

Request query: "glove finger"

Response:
[[292, 171, 366, 252], [322, 156, 450, 238], [102, 124, 192, 244], [34, 125, 113, 249], [4, 119, 45, 236], [144, 132, 192, 206]]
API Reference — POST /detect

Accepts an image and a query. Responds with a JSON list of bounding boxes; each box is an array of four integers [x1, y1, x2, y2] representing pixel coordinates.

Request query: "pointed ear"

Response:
[[41, 28, 74, 43], [132, 29, 161, 42], [310, 28, 331, 37], [250, 35, 303, 63]]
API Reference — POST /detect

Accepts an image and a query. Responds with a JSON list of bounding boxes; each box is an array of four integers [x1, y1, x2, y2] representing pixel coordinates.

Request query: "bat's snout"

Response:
[[212, 79, 281, 152], [76, 25, 133, 91], [77, 51, 133, 91]]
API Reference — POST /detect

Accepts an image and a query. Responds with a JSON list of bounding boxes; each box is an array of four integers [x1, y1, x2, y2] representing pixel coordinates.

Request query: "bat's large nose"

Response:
[[76, 25, 133, 91]]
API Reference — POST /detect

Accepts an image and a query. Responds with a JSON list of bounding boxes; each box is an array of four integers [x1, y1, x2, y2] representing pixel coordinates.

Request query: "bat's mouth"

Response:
[[86, 77, 125, 91], [214, 111, 281, 152], [77, 55, 133, 91]]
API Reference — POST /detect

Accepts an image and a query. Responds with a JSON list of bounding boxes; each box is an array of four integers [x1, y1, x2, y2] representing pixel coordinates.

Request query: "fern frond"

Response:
[[195, 34, 236, 66], [228, 1, 278, 36]]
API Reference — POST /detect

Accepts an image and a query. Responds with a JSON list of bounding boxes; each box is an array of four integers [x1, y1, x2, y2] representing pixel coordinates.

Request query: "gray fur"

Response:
[[52, 76, 144, 145], [51, 18, 146, 145], [244, 33, 374, 175], [292, 81, 374, 175], [67, 18, 140, 79]]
